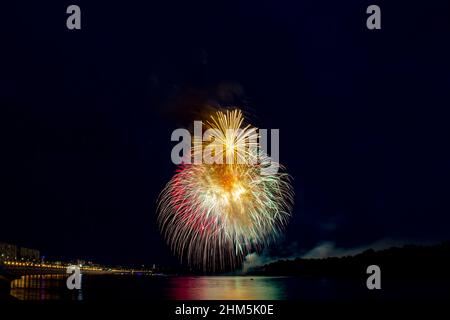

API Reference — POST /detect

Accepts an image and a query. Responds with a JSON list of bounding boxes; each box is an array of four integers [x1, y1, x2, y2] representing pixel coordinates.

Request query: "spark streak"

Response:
[[158, 109, 293, 271]]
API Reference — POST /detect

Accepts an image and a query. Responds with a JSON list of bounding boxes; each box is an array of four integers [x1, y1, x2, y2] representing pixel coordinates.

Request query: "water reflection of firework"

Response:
[[158, 109, 293, 271]]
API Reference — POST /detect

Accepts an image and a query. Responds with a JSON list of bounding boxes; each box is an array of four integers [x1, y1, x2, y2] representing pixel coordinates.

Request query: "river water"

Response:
[[8, 274, 449, 300]]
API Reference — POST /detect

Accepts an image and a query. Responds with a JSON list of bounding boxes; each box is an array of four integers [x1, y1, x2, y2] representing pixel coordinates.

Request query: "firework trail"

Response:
[[158, 109, 293, 271]]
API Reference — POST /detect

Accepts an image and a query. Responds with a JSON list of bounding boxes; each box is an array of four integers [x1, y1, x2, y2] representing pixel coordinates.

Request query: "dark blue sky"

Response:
[[1, 0, 450, 266]]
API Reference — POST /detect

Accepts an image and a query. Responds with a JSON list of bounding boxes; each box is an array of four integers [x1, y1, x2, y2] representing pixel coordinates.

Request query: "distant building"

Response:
[[18, 247, 40, 261], [0, 242, 40, 261], [0, 242, 18, 260]]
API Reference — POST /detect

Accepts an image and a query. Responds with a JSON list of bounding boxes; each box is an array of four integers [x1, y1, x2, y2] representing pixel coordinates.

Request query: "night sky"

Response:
[[1, 0, 450, 266]]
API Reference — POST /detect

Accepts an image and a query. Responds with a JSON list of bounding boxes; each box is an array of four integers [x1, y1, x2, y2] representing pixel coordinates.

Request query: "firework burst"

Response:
[[158, 109, 294, 271]]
